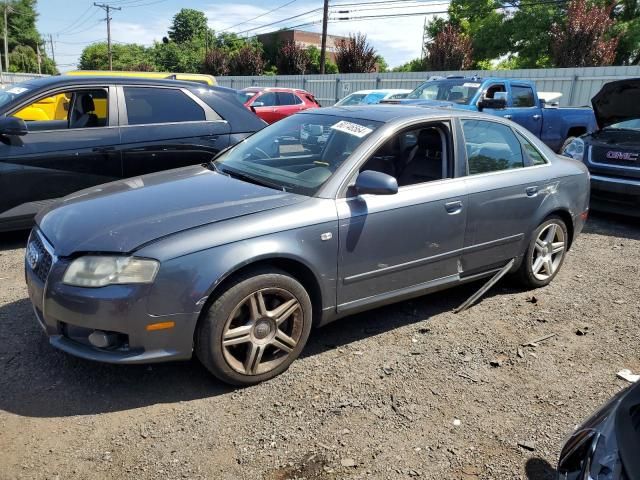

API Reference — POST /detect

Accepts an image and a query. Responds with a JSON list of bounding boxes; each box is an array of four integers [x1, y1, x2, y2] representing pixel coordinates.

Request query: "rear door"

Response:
[[119, 86, 230, 177], [0, 85, 121, 227], [507, 84, 542, 136], [275, 92, 305, 120], [460, 118, 551, 274]]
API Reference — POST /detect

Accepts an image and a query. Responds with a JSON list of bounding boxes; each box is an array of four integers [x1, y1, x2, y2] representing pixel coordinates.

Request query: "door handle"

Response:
[[444, 200, 463, 214], [503, 114, 512, 120], [525, 186, 538, 197], [532, 114, 541, 120]]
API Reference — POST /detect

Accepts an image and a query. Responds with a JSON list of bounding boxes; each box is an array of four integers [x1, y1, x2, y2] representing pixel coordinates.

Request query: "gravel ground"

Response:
[[0, 213, 638, 480]]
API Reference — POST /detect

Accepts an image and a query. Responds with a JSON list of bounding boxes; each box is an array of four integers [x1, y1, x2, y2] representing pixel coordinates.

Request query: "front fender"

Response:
[[143, 221, 338, 317]]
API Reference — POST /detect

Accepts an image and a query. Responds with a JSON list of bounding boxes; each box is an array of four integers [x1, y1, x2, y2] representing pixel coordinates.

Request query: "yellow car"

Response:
[[65, 70, 217, 86], [13, 91, 107, 123]]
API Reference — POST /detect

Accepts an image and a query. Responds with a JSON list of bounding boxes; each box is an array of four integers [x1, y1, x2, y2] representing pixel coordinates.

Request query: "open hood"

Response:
[[592, 78, 640, 129]]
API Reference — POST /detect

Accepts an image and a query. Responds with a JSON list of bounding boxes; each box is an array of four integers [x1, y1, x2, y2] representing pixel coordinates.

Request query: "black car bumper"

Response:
[[590, 174, 640, 217]]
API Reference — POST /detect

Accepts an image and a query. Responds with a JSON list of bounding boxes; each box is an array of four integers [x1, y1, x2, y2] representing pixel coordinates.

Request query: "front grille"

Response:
[[28, 233, 53, 283], [591, 145, 640, 168]]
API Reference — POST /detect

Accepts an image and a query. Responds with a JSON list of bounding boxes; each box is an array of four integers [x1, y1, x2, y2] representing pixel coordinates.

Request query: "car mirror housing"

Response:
[[0, 116, 28, 136], [478, 92, 507, 111], [252, 101, 265, 107], [355, 170, 398, 196]]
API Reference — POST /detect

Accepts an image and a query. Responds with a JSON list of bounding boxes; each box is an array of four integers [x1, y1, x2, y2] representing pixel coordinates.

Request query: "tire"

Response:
[[195, 268, 313, 386], [516, 216, 569, 289], [559, 136, 576, 154]]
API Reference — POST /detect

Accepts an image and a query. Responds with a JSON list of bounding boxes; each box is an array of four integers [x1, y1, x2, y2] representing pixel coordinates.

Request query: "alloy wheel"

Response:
[[221, 288, 303, 376], [531, 222, 566, 281]]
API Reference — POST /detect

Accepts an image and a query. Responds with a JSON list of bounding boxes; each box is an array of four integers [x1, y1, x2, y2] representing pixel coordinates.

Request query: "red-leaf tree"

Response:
[[550, 0, 618, 67], [334, 33, 378, 73], [229, 44, 265, 75], [203, 48, 230, 76], [425, 23, 473, 70], [277, 41, 312, 75]]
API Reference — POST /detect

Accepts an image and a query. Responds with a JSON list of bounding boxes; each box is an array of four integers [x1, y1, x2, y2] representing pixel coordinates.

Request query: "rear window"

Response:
[[123, 87, 205, 125]]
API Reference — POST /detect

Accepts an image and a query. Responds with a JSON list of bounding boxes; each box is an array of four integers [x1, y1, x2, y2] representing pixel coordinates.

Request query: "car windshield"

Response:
[[214, 113, 383, 196], [237, 91, 258, 104], [406, 79, 480, 104], [0, 83, 32, 109], [336, 93, 367, 106], [606, 118, 640, 130], [362, 92, 388, 104]]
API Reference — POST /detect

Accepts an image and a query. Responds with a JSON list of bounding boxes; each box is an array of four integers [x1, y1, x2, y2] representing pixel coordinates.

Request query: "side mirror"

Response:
[[478, 92, 507, 111], [252, 101, 265, 107], [354, 170, 398, 196], [0, 116, 28, 136]]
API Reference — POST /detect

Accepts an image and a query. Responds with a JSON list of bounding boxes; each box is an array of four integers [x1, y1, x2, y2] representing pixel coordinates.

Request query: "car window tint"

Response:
[[462, 119, 524, 174], [518, 132, 548, 165], [276, 92, 298, 105], [124, 87, 205, 125], [255, 92, 276, 107], [512, 86, 535, 107], [12, 89, 108, 131]]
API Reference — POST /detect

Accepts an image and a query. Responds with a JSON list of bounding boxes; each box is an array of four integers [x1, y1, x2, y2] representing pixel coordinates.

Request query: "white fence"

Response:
[[216, 66, 640, 107], [0, 72, 49, 85]]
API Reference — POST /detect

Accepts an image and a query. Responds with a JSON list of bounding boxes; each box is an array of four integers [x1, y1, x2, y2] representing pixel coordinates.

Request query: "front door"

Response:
[[119, 86, 230, 178], [336, 121, 467, 311], [507, 84, 542, 136], [0, 86, 121, 226], [251, 91, 279, 124]]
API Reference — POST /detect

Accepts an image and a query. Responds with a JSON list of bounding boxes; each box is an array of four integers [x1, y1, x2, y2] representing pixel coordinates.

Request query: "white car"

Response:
[[335, 89, 411, 106]]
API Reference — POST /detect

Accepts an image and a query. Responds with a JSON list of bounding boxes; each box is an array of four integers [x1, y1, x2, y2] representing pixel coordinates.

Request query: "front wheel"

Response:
[[517, 216, 568, 288], [196, 269, 312, 386]]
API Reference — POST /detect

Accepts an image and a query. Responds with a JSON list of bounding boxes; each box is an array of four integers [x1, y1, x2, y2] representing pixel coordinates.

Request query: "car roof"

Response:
[[18, 75, 235, 94], [299, 104, 494, 123], [243, 87, 312, 94]]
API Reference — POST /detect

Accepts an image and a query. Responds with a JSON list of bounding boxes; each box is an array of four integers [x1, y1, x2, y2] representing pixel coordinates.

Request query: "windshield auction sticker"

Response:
[[330, 120, 373, 138]]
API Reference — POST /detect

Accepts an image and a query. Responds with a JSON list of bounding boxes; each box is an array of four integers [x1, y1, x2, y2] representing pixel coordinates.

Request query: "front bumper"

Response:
[[590, 174, 640, 216], [25, 230, 198, 364]]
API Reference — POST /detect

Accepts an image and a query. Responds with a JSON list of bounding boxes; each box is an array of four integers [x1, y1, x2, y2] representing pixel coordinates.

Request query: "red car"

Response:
[[237, 87, 320, 124]]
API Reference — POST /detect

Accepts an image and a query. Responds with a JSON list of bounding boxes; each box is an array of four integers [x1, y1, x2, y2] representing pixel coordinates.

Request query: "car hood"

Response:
[[37, 165, 307, 256], [591, 78, 640, 129]]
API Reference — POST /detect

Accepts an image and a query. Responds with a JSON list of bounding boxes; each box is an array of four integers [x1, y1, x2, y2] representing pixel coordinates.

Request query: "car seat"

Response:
[[70, 94, 98, 129], [397, 128, 443, 186]]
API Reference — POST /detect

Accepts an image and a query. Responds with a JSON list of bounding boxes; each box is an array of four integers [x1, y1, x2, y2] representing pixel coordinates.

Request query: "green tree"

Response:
[[168, 8, 208, 44], [1, 0, 56, 74], [228, 43, 265, 75], [79, 42, 155, 71], [277, 41, 312, 74], [392, 58, 425, 72]]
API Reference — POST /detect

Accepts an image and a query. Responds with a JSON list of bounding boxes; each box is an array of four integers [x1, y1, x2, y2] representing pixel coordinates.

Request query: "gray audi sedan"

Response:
[[25, 106, 590, 385]]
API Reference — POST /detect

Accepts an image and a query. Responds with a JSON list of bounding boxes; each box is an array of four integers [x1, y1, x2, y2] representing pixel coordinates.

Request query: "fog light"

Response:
[[88, 330, 117, 348]]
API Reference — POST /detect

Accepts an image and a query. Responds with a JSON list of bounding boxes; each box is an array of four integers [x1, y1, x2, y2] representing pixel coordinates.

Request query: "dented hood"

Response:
[[592, 78, 640, 129]]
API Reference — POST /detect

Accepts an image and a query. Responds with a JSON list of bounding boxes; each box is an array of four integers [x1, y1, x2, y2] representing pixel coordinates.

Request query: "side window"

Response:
[[255, 92, 276, 107], [512, 86, 535, 107], [276, 92, 297, 105], [484, 84, 506, 99], [360, 123, 450, 187], [12, 89, 108, 131], [462, 119, 524, 174], [517, 132, 548, 165], [123, 87, 205, 125]]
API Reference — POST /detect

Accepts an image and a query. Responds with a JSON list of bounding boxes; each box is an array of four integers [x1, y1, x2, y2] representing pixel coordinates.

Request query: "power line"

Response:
[[219, 0, 299, 32], [234, 7, 323, 35], [94, 3, 122, 70]]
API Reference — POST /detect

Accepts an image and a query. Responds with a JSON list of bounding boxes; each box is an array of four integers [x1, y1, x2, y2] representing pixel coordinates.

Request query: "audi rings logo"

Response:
[[606, 151, 639, 161], [26, 242, 40, 270]]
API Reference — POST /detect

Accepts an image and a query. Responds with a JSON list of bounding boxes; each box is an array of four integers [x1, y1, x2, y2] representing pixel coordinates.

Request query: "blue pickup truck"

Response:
[[386, 76, 597, 152]]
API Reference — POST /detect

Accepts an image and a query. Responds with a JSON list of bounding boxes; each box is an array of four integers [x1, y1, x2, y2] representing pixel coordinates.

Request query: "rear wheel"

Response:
[[517, 216, 568, 288], [196, 269, 312, 386]]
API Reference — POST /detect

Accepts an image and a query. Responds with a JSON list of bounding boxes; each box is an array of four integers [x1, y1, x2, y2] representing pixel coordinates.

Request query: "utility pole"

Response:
[[3, 2, 13, 74], [94, 3, 121, 70], [319, 0, 329, 74], [420, 17, 427, 62], [49, 33, 56, 65], [36, 43, 41, 74]]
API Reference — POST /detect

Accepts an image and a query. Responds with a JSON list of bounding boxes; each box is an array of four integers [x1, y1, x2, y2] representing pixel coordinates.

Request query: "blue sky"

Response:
[[35, 0, 450, 71]]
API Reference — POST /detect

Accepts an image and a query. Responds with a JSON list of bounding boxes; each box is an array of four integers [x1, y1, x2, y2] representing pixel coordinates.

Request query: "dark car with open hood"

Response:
[[562, 78, 640, 216], [556, 380, 640, 480]]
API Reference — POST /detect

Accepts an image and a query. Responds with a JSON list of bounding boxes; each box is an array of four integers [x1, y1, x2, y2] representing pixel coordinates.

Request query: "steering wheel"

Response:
[[253, 147, 272, 159]]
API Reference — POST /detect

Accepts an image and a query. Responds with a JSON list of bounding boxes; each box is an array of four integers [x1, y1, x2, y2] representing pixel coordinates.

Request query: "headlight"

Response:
[[563, 137, 585, 162], [63, 256, 159, 287]]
